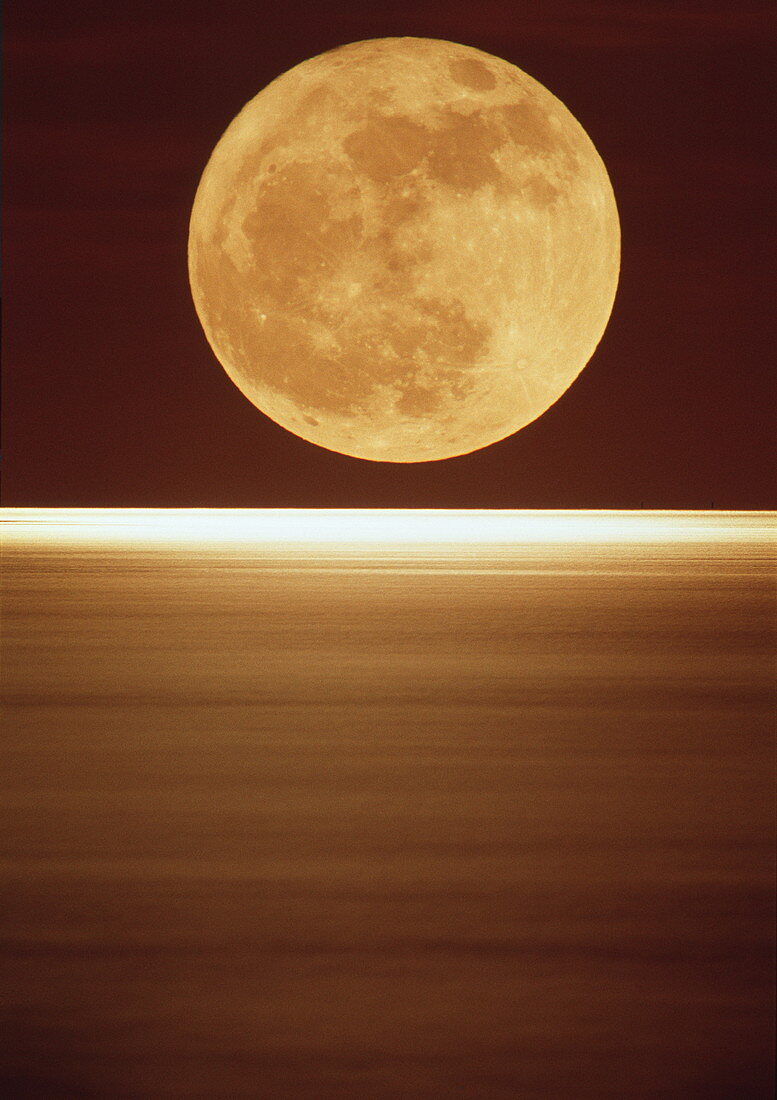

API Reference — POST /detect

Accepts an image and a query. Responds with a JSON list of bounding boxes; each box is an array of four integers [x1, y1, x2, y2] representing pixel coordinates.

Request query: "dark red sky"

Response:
[[3, 1, 775, 508]]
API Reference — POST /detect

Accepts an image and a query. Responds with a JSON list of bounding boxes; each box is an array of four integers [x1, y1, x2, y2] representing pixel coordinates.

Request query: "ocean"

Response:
[[1, 510, 774, 1097]]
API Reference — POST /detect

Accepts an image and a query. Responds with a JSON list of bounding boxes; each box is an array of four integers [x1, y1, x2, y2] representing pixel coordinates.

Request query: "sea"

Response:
[[1, 510, 774, 1098]]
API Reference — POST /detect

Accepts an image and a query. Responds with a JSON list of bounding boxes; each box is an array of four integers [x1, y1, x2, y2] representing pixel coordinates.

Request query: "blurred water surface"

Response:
[[1, 512, 774, 1098]]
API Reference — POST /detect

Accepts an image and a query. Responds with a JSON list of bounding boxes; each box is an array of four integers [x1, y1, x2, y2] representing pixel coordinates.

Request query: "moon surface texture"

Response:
[[189, 38, 620, 462]]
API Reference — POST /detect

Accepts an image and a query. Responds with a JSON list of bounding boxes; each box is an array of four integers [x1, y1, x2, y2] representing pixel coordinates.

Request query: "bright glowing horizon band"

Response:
[[1, 509, 774, 545]]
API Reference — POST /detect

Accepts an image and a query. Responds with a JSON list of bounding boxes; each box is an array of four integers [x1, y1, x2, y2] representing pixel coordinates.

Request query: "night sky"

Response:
[[4, 1, 775, 508]]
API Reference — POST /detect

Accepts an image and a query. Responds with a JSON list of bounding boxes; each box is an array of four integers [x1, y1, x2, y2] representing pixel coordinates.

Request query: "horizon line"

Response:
[[2, 508, 774, 545]]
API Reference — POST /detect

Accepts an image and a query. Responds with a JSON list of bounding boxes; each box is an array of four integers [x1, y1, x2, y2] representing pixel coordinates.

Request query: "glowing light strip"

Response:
[[1, 509, 774, 545]]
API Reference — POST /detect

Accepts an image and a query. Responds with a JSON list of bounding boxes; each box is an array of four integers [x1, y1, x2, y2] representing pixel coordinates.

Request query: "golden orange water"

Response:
[[1, 510, 774, 1097]]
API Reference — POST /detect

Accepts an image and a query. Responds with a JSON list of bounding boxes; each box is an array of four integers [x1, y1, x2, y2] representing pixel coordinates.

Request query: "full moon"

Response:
[[189, 38, 620, 462]]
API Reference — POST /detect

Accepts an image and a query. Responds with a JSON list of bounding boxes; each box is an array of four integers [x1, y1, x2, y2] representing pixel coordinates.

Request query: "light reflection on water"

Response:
[[3, 506, 775, 545], [1, 512, 774, 1098]]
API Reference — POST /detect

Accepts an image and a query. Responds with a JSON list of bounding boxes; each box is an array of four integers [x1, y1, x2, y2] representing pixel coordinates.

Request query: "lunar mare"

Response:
[[189, 37, 620, 462]]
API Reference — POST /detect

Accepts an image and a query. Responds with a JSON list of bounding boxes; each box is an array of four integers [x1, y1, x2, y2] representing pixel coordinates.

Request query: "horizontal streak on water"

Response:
[[2, 507, 775, 546]]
